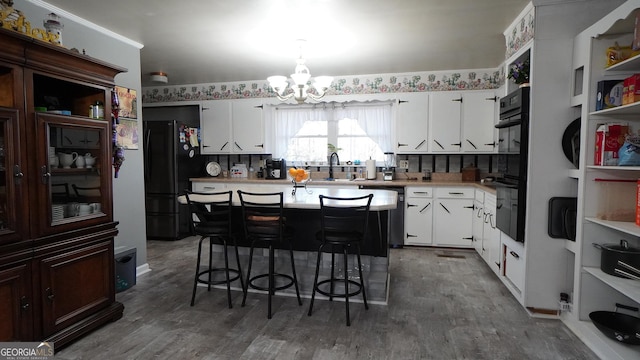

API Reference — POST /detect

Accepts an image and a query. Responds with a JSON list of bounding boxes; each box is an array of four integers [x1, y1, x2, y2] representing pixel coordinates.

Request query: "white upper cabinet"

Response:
[[461, 91, 498, 152], [429, 92, 462, 152], [200, 100, 232, 154], [231, 98, 265, 153], [395, 92, 429, 153], [429, 91, 498, 153], [200, 98, 266, 154]]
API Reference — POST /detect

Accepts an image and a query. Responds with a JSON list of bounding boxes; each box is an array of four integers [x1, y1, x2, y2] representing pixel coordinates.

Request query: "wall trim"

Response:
[[26, 0, 144, 49]]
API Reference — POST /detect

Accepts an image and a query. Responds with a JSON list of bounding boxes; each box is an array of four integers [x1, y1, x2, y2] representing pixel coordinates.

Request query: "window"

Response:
[[272, 101, 393, 163]]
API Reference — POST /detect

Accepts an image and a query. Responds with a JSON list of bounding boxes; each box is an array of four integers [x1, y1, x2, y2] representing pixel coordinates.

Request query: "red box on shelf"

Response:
[[627, 74, 640, 104], [594, 123, 628, 166]]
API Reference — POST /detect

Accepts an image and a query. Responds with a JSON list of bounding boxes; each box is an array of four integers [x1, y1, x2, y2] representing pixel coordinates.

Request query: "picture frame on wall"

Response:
[[116, 118, 139, 149], [116, 86, 137, 119]]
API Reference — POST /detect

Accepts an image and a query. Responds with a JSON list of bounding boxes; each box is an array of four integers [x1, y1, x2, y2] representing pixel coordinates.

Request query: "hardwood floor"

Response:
[[56, 238, 598, 360]]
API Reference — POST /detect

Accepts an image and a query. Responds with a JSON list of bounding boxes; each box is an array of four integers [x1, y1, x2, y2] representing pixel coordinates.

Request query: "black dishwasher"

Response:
[[358, 185, 405, 248]]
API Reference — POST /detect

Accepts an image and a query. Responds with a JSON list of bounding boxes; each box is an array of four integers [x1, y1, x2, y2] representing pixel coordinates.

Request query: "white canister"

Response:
[[366, 159, 377, 180]]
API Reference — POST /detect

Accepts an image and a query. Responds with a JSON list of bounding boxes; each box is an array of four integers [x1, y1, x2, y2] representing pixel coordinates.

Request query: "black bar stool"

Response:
[[308, 194, 373, 326], [184, 190, 245, 308], [237, 190, 302, 319]]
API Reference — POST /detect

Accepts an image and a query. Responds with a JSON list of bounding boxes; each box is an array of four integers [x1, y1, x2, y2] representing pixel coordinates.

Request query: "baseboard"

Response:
[[136, 263, 151, 277]]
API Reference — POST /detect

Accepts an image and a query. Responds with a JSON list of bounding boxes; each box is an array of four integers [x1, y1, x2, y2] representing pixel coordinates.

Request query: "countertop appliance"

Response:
[[383, 152, 396, 181], [266, 158, 287, 179], [143, 111, 203, 240], [359, 185, 404, 248], [494, 87, 530, 242]]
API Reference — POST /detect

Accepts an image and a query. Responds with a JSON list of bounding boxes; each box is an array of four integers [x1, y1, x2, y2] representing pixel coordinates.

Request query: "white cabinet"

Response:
[[429, 92, 462, 152], [232, 99, 265, 153], [472, 191, 485, 254], [404, 186, 433, 246], [483, 193, 501, 275], [429, 91, 497, 153], [433, 187, 474, 247], [396, 92, 429, 153], [200, 100, 232, 153], [200, 98, 265, 154], [461, 91, 498, 152], [503, 242, 524, 292]]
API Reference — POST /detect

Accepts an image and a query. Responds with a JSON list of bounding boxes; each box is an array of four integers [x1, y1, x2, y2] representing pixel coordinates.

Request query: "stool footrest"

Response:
[[248, 273, 296, 292], [315, 278, 363, 298], [197, 268, 241, 286]]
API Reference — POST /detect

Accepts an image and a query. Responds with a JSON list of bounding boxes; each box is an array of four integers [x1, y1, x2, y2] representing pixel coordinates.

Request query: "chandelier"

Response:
[[267, 40, 333, 104]]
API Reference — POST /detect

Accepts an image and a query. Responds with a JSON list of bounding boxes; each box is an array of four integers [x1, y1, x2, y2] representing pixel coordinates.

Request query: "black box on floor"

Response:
[[115, 246, 136, 293]]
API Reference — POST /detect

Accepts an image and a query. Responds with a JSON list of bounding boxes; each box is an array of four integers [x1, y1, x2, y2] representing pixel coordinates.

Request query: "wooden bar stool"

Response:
[[308, 194, 373, 326], [237, 190, 302, 319], [184, 190, 245, 308]]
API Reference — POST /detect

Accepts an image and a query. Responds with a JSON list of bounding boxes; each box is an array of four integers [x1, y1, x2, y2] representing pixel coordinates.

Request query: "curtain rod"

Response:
[[273, 100, 394, 110]]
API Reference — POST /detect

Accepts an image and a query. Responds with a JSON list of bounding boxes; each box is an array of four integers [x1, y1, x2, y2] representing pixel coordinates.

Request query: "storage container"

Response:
[[115, 246, 137, 292], [595, 179, 637, 222]]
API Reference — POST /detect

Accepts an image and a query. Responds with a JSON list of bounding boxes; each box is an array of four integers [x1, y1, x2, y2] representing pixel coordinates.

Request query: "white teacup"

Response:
[[59, 152, 78, 169], [271, 169, 281, 178], [89, 202, 101, 213], [49, 155, 59, 167], [78, 204, 91, 216], [85, 153, 96, 168]]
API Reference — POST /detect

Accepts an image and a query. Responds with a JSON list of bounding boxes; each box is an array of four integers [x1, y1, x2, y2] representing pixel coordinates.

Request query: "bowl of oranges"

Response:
[[288, 167, 310, 183], [288, 167, 312, 195]]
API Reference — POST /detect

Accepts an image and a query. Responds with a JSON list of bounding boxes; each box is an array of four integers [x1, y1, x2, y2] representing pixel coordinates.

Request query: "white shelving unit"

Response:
[[567, 2, 640, 359]]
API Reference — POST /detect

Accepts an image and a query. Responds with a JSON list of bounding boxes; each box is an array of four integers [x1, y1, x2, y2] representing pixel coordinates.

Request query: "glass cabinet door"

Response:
[[0, 108, 26, 245], [36, 113, 111, 235]]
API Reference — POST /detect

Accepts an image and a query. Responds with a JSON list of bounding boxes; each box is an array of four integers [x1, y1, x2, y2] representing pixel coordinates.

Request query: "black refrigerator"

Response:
[[143, 120, 203, 240]]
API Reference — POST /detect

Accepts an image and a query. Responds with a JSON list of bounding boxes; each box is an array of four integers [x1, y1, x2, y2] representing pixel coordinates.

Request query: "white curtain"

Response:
[[334, 103, 393, 154], [272, 101, 393, 159]]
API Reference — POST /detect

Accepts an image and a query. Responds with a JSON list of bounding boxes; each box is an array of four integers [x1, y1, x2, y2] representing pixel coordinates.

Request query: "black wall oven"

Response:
[[495, 87, 529, 242]]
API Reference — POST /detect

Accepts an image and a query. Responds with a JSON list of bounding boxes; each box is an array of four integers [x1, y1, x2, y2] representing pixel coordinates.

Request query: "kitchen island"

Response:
[[180, 184, 398, 303]]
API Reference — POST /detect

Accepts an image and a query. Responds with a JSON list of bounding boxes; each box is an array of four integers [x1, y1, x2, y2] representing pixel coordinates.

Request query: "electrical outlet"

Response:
[[399, 160, 409, 169]]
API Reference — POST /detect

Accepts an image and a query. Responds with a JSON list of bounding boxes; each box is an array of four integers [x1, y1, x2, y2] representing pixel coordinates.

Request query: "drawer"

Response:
[[192, 183, 226, 192], [435, 187, 474, 199], [406, 186, 432, 198], [504, 244, 524, 291]]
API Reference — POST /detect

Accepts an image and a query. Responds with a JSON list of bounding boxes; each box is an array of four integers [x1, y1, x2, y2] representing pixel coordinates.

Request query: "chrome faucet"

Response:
[[329, 152, 340, 179]]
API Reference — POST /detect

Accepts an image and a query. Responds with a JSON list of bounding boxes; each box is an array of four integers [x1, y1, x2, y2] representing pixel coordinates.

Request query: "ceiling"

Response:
[[43, 0, 530, 87]]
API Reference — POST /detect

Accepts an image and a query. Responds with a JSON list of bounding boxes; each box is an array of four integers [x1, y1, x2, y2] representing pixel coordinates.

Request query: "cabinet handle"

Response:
[[419, 203, 431, 213], [452, 98, 463, 102], [45, 287, 55, 302], [433, 140, 444, 150], [406, 233, 417, 238], [413, 191, 429, 195], [397, 142, 408, 147], [463, 237, 473, 241], [463, 205, 474, 209], [484, 141, 497, 147], [64, 135, 73, 145], [465, 139, 477, 149], [41, 166, 51, 184], [203, 186, 217, 190], [13, 165, 24, 184], [220, 141, 229, 151], [509, 251, 520, 259], [495, 262, 501, 269], [439, 203, 450, 214], [20, 296, 29, 311], [476, 207, 483, 217], [234, 142, 243, 151], [451, 142, 462, 147], [414, 140, 426, 150], [489, 214, 496, 229], [255, 144, 264, 148], [254, 105, 264, 109], [448, 192, 464, 195], [407, 203, 418, 208], [398, 100, 408, 104], [485, 96, 498, 102]]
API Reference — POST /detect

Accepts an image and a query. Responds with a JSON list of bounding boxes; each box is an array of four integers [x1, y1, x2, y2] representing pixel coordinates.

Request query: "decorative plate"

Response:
[[205, 161, 221, 177]]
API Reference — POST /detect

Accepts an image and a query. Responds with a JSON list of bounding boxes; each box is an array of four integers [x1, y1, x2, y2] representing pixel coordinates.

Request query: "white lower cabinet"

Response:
[[503, 241, 524, 293], [483, 193, 501, 275], [472, 191, 485, 254], [404, 187, 433, 246], [433, 187, 474, 247]]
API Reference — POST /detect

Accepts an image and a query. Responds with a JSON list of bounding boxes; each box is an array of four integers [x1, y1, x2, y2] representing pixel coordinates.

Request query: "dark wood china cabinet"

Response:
[[0, 28, 125, 349]]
